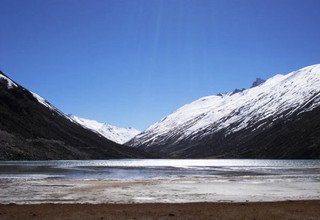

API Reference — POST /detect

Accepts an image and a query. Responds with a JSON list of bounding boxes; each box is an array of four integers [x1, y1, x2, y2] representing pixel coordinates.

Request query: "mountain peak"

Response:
[[217, 77, 266, 97], [0, 72, 148, 159], [0, 72, 18, 89], [251, 78, 265, 88], [69, 115, 140, 144], [128, 64, 320, 159]]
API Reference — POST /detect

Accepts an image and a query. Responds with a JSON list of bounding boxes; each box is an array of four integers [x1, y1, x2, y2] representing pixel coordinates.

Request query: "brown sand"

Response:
[[0, 201, 319, 220]]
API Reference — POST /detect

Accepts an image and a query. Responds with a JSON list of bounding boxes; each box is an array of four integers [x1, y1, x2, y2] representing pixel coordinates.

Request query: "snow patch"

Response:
[[69, 115, 140, 144], [31, 92, 56, 110], [0, 74, 17, 89]]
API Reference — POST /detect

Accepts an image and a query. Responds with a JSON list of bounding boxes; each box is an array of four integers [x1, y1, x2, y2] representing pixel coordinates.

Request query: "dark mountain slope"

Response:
[[0, 71, 148, 160]]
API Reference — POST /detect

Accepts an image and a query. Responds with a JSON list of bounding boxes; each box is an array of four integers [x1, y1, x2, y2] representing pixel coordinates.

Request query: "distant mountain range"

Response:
[[127, 64, 320, 159], [1, 64, 319, 160], [68, 115, 140, 144], [0, 71, 148, 160]]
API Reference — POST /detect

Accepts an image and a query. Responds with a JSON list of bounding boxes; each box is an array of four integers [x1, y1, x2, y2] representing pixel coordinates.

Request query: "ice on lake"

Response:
[[0, 159, 319, 203]]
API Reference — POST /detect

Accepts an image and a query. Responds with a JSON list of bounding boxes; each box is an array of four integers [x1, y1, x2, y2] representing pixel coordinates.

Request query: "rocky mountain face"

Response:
[[0, 71, 148, 160], [69, 115, 140, 144], [127, 64, 320, 159]]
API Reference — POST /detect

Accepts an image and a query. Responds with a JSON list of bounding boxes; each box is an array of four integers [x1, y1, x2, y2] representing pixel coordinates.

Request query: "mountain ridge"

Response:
[[69, 115, 140, 144], [127, 64, 320, 159], [1, 64, 319, 160], [0, 70, 149, 160]]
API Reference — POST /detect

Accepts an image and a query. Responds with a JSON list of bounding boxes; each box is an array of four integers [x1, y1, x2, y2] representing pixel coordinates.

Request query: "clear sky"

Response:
[[1, 0, 320, 130]]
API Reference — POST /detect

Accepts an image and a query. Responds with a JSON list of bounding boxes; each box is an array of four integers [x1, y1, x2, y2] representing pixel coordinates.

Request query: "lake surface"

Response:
[[0, 159, 319, 203]]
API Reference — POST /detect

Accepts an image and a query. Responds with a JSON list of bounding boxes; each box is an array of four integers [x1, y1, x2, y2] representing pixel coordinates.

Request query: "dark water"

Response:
[[0, 159, 319, 180]]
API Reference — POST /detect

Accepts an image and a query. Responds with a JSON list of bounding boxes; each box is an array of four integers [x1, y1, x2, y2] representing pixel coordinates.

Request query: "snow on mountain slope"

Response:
[[0, 71, 63, 115], [0, 73, 17, 89], [31, 92, 59, 111], [0, 70, 148, 160], [30, 91, 78, 123], [69, 115, 140, 144], [0, 72, 69, 119], [23, 87, 140, 145], [129, 64, 320, 149]]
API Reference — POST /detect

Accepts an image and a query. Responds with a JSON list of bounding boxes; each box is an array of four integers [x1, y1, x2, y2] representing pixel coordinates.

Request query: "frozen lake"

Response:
[[0, 159, 319, 203]]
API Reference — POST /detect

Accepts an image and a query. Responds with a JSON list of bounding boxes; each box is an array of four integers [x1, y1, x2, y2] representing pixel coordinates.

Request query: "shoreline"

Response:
[[1, 176, 319, 204], [0, 200, 320, 220]]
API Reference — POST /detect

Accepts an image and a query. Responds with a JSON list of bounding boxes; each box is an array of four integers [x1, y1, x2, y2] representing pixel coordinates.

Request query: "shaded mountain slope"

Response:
[[0, 71, 148, 160]]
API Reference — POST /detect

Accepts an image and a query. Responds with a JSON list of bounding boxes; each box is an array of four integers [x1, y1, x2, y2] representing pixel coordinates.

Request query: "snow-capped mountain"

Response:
[[0, 73, 18, 89], [69, 115, 140, 144], [8, 77, 140, 145], [0, 71, 148, 160], [128, 64, 320, 159], [28, 92, 140, 144]]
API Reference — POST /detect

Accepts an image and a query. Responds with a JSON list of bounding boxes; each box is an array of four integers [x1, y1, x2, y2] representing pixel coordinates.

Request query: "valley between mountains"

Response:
[[0, 64, 319, 160]]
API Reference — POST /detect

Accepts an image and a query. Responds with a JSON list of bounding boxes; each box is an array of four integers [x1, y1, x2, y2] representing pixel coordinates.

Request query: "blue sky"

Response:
[[1, 0, 320, 130]]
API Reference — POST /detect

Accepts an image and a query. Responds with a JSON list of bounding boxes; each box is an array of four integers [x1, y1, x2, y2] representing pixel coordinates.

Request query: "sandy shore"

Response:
[[0, 201, 319, 220]]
